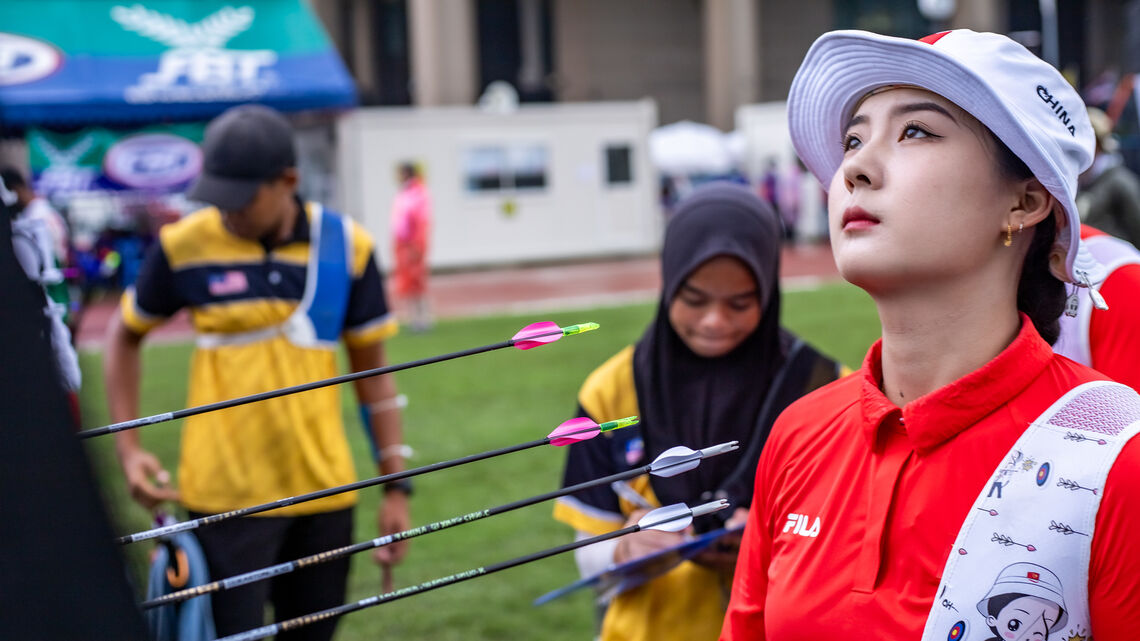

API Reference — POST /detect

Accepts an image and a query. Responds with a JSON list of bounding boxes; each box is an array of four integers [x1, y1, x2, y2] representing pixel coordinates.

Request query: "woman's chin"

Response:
[[683, 336, 743, 359], [836, 258, 915, 295]]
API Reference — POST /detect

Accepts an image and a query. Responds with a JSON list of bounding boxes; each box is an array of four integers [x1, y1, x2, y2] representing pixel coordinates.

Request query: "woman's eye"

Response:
[[902, 123, 932, 139], [842, 134, 861, 151], [679, 295, 707, 307], [729, 300, 756, 312]]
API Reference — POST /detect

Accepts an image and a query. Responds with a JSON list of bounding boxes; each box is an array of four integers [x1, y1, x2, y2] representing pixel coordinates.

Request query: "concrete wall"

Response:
[[758, 0, 833, 101], [315, 0, 847, 129], [310, 0, 380, 98], [553, 0, 703, 125], [409, 0, 478, 105], [704, 0, 759, 130], [1085, 0, 1137, 76], [950, 0, 1003, 31]]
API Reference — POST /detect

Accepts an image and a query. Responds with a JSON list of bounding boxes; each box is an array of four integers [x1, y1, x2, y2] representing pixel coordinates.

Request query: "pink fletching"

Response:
[[548, 417, 599, 446], [512, 322, 563, 350]]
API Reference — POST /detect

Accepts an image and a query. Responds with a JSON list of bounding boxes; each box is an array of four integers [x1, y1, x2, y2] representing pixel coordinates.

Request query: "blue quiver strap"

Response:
[[307, 206, 352, 344], [145, 531, 217, 641]]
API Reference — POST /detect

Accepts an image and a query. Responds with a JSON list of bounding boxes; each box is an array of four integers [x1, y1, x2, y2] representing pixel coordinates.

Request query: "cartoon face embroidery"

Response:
[[987, 595, 1060, 640], [976, 563, 1067, 641]]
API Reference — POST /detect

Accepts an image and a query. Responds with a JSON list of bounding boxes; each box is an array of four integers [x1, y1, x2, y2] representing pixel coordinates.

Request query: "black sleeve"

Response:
[[132, 241, 184, 318], [344, 253, 391, 329]]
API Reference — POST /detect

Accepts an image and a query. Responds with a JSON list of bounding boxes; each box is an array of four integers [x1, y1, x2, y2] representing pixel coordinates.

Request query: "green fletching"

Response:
[[598, 416, 638, 432], [561, 322, 600, 336]]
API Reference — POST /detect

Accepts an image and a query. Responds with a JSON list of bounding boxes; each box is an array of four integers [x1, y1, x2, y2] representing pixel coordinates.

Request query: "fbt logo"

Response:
[[111, 5, 278, 103], [104, 134, 202, 189], [783, 512, 821, 538], [0, 32, 62, 86], [136, 48, 276, 91]]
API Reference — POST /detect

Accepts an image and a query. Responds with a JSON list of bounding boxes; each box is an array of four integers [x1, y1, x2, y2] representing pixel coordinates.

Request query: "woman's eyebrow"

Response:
[[679, 282, 709, 296], [844, 113, 868, 132], [844, 101, 957, 132], [892, 101, 957, 123], [680, 282, 759, 299]]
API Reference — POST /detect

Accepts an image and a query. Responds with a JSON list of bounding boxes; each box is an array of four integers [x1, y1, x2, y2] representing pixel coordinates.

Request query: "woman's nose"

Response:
[[840, 142, 882, 193], [699, 305, 731, 330]]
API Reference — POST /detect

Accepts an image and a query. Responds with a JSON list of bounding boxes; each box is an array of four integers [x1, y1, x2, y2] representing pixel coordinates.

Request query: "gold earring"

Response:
[[1004, 223, 1013, 247]]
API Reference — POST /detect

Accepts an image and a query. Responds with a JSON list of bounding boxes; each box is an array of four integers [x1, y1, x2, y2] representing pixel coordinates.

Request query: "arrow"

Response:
[[216, 500, 730, 641], [141, 441, 739, 609], [991, 532, 1036, 552], [118, 414, 636, 545], [79, 321, 599, 440]]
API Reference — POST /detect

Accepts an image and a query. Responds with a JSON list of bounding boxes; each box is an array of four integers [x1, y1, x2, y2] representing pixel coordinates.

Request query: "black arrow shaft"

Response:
[[218, 524, 642, 641], [119, 425, 589, 545], [142, 461, 658, 609], [80, 328, 564, 439]]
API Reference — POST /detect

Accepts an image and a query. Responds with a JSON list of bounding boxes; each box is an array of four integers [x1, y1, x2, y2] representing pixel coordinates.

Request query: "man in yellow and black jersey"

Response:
[[104, 105, 409, 641]]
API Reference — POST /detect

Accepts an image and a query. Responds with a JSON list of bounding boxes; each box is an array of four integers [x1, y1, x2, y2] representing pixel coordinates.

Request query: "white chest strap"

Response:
[[921, 381, 1140, 641], [196, 204, 353, 351]]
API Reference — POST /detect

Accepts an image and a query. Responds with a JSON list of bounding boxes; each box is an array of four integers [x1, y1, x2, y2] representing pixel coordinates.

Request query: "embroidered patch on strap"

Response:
[[1045, 385, 1140, 436], [920, 381, 1140, 641]]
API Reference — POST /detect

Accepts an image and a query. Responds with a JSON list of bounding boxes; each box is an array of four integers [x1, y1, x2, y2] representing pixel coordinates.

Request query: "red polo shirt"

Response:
[[722, 317, 1140, 640], [1082, 224, 1140, 390]]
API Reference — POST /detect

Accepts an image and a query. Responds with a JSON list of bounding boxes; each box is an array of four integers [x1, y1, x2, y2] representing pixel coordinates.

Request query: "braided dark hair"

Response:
[[990, 135, 1066, 345]]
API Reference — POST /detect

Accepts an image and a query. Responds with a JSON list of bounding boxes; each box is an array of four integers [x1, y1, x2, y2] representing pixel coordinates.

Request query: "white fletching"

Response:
[[649, 441, 739, 478], [649, 446, 700, 477], [638, 503, 694, 532]]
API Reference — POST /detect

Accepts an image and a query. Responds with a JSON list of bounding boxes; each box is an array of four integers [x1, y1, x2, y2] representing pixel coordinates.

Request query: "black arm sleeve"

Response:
[[132, 241, 184, 318], [344, 253, 391, 329]]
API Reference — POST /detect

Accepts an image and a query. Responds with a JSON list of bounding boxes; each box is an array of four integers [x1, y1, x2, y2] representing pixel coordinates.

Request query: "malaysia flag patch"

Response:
[[208, 270, 249, 296]]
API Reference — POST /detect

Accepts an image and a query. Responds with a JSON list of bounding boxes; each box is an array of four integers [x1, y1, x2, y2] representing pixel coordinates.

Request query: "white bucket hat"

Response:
[[788, 29, 1103, 286], [975, 562, 1068, 631]]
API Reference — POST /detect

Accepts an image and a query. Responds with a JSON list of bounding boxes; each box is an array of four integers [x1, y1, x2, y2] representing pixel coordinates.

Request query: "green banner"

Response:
[[0, 0, 330, 56], [29, 123, 206, 193]]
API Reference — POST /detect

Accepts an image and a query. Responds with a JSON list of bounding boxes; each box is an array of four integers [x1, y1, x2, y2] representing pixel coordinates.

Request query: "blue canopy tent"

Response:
[[0, 0, 356, 126]]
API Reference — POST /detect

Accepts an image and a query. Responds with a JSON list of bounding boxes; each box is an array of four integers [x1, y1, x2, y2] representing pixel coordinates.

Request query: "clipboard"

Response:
[[534, 523, 744, 606]]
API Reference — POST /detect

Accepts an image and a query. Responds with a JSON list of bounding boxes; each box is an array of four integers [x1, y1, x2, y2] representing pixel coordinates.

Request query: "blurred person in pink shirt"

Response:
[[390, 162, 432, 331]]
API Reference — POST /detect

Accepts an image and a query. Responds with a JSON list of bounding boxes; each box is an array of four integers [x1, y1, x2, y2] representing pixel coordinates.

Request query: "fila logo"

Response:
[[1036, 85, 1077, 137], [783, 513, 821, 538]]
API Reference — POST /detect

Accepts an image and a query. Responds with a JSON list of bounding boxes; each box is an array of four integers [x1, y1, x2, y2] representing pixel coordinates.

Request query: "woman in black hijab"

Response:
[[552, 182, 843, 641]]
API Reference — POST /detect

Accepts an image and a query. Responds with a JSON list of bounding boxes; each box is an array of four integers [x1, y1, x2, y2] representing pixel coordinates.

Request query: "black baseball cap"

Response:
[[187, 104, 296, 212]]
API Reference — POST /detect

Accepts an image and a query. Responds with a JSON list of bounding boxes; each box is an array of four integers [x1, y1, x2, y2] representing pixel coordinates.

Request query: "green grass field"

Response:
[[78, 281, 879, 640]]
